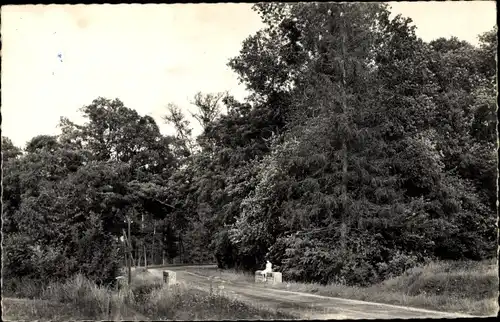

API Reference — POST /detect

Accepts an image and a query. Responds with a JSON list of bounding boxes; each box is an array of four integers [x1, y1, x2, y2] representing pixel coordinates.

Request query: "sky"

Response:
[[1, 2, 497, 148]]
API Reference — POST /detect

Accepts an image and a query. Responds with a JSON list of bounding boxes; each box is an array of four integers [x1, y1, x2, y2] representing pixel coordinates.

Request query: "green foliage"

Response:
[[25, 135, 60, 154], [213, 229, 239, 269], [272, 232, 387, 286], [219, 3, 497, 286], [2, 4, 496, 291], [2, 136, 23, 161], [190, 92, 226, 130], [2, 98, 178, 285], [2, 233, 39, 280]]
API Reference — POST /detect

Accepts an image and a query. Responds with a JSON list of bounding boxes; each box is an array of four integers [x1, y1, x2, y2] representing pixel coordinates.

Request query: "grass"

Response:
[[2, 275, 142, 321], [2, 269, 297, 321], [1, 298, 82, 322], [185, 258, 499, 317], [142, 281, 295, 320]]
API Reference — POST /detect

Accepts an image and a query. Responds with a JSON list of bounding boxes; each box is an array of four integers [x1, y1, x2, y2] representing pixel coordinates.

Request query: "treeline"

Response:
[[2, 3, 497, 287]]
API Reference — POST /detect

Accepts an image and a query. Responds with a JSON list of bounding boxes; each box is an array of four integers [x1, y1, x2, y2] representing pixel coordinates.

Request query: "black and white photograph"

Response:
[[1, 1, 498, 320]]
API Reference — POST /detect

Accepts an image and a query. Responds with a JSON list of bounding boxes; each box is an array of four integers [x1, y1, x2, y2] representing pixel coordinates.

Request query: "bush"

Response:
[[129, 270, 163, 303], [2, 234, 39, 280], [274, 233, 379, 286], [66, 219, 121, 285], [2, 234, 73, 294], [3, 221, 121, 288], [376, 251, 421, 279], [270, 232, 432, 287], [2, 277, 46, 299], [213, 229, 239, 269], [41, 274, 112, 318]]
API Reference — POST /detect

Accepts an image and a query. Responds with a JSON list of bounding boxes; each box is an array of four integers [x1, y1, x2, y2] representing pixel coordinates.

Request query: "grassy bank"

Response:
[[185, 259, 499, 316], [2, 269, 296, 321]]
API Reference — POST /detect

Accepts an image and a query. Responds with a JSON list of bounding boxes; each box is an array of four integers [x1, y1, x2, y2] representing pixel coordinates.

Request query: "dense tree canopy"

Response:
[[2, 3, 496, 288]]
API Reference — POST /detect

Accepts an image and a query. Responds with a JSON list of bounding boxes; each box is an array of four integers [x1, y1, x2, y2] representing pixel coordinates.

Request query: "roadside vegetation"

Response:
[[2, 269, 297, 321], [2, 3, 497, 319], [185, 259, 499, 317]]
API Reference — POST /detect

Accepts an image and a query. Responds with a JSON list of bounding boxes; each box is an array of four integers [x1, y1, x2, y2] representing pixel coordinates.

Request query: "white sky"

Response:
[[1, 2, 497, 148]]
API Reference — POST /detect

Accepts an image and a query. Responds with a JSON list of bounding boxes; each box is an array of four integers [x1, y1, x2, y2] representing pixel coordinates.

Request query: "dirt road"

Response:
[[149, 265, 471, 319]]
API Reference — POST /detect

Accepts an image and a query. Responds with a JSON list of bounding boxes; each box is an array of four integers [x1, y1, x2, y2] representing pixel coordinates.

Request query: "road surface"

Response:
[[149, 265, 471, 319]]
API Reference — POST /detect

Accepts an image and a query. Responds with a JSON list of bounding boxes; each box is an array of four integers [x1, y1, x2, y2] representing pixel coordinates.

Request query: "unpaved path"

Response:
[[149, 266, 470, 319]]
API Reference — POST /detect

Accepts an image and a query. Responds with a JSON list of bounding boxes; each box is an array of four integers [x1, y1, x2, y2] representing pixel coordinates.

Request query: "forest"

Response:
[[2, 3, 497, 289]]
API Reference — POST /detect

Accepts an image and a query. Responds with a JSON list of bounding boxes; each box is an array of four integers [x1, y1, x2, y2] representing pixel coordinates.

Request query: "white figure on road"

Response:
[[262, 260, 273, 281]]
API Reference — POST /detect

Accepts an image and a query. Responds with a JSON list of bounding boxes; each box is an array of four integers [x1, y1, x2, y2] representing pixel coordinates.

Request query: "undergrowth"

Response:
[[2, 269, 296, 321]]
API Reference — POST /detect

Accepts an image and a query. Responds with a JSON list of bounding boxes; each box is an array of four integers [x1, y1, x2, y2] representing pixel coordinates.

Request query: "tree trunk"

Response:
[[339, 8, 349, 250], [141, 212, 145, 267], [123, 245, 127, 268], [135, 243, 139, 268], [152, 221, 156, 265], [126, 217, 135, 268], [123, 228, 133, 284], [179, 235, 184, 264]]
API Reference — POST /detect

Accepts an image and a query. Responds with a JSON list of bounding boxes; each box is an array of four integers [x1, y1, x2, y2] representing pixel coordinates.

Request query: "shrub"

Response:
[[2, 234, 39, 280], [41, 274, 112, 318], [3, 222, 121, 288], [66, 219, 121, 285], [377, 251, 421, 279], [2, 277, 46, 299], [213, 229, 239, 269], [275, 233, 392, 286]]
